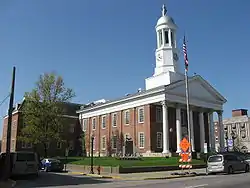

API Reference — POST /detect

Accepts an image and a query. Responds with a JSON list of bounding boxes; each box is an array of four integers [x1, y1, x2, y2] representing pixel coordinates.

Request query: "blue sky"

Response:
[[0, 0, 249, 137]]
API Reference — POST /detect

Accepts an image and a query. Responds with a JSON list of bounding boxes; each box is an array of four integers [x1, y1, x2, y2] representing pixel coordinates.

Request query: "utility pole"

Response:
[[4, 66, 16, 180]]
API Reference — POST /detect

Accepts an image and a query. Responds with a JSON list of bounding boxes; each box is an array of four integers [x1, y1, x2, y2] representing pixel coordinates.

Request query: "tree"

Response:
[[19, 73, 75, 157]]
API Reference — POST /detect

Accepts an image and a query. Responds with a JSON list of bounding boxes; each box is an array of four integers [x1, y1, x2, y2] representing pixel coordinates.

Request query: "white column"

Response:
[[190, 110, 195, 152], [209, 112, 215, 151], [161, 100, 169, 154], [162, 29, 166, 46], [217, 111, 224, 151], [168, 29, 172, 46], [176, 106, 181, 153], [199, 112, 205, 153]]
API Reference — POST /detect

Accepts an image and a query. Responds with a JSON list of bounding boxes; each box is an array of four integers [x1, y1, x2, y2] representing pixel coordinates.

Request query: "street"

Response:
[[15, 171, 250, 188]]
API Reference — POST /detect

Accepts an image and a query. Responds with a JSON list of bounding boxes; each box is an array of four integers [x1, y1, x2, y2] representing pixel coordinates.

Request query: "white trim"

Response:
[[138, 107, 144, 123], [81, 93, 165, 119], [101, 115, 106, 129], [138, 132, 145, 149], [124, 110, 130, 125]]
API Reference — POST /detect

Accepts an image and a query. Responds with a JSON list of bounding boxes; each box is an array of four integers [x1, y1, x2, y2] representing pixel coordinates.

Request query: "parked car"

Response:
[[207, 153, 249, 175], [41, 158, 64, 172], [0, 151, 39, 177]]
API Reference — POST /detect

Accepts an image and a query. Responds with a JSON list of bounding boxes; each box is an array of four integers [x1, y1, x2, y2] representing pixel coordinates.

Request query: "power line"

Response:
[[0, 93, 10, 107]]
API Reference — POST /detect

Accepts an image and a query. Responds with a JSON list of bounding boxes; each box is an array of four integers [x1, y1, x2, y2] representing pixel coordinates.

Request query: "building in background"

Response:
[[1, 99, 83, 157], [77, 5, 227, 157], [214, 109, 249, 152]]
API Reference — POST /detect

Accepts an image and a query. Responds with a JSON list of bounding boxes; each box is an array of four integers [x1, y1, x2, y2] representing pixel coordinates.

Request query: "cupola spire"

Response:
[[162, 4, 167, 16]]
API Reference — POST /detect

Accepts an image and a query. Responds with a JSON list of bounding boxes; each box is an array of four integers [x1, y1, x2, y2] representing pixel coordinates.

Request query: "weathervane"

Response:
[[162, 4, 167, 16]]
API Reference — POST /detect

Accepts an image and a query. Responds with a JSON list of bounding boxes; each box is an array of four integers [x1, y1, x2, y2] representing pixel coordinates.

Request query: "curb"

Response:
[[68, 171, 204, 180]]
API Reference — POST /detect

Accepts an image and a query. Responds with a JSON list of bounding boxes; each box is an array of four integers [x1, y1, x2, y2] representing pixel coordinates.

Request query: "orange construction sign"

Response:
[[179, 138, 190, 152], [180, 153, 189, 162]]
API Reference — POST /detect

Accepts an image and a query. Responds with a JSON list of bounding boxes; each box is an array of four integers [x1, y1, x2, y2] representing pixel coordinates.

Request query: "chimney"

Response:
[[232, 109, 248, 117]]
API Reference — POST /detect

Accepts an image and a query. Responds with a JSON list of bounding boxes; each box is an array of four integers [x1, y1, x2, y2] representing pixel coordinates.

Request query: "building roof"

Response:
[[77, 75, 227, 114]]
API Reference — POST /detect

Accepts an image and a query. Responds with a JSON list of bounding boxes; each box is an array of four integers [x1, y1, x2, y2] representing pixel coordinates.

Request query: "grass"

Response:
[[60, 157, 205, 167]]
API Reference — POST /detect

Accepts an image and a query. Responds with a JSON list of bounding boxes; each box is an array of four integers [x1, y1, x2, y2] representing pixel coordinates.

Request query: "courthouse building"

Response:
[[77, 5, 227, 156]]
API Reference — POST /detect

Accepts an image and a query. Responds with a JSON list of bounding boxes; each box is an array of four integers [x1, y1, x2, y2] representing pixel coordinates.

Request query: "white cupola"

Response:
[[145, 4, 184, 90]]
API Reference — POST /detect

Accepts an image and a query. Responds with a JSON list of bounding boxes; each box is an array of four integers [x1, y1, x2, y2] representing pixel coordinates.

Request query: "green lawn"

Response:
[[60, 157, 205, 167]]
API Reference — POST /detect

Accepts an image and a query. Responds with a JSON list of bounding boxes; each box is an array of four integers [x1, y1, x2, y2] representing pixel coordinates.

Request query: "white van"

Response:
[[1, 151, 39, 177]]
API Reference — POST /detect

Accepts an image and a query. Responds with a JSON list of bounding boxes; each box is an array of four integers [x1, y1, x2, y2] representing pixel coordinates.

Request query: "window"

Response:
[[92, 118, 96, 130], [181, 111, 186, 126], [112, 136, 117, 149], [241, 123, 246, 129], [138, 107, 144, 123], [83, 119, 87, 131], [208, 156, 222, 162], [57, 142, 62, 149], [45, 142, 50, 149], [164, 30, 169, 44], [16, 153, 35, 162], [102, 116, 106, 129], [138, 132, 145, 148], [26, 142, 32, 148], [101, 136, 106, 150], [158, 30, 163, 46], [12, 120, 17, 130], [69, 124, 75, 133], [171, 31, 174, 46], [156, 107, 162, 122], [124, 111, 130, 125], [69, 141, 74, 150], [241, 131, 246, 139], [112, 113, 117, 127], [232, 124, 236, 129], [156, 132, 162, 148], [21, 141, 26, 148], [11, 139, 15, 151]]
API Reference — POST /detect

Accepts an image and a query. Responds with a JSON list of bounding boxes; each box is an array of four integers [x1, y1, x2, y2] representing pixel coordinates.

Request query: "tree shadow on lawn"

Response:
[[14, 172, 111, 188]]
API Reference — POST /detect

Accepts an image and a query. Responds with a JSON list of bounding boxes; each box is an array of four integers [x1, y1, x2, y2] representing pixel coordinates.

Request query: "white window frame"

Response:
[[26, 142, 32, 148], [101, 136, 106, 150], [92, 118, 96, 130], [112, 113, 117, 127], [156, 107, 162, 122], [101, 115, 106, 129], [138, 132, 145, 148], [45, 142, 50, 149], [83, 119, 87, 131], [124, 110, 130, 125], [138, 107, 144, 123], [112, 135, 117, 149], [156, 132, 163, 148]]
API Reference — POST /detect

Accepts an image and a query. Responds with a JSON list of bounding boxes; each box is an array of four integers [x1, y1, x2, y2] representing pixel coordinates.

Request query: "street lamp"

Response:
[[225, 132, 228, 152], [90, 134, 94, 174]]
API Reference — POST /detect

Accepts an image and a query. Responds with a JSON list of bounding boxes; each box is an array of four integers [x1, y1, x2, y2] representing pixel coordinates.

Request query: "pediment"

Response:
[[166, 76, 227, 104]]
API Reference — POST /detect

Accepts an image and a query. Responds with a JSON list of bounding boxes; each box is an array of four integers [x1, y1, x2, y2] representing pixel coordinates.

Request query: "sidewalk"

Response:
[[67, 165, 207, 180]]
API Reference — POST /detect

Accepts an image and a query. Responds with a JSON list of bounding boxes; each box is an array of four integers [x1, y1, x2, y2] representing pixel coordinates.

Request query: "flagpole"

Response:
[[183, 35, 192, 160], [184, 68, 192, 154]]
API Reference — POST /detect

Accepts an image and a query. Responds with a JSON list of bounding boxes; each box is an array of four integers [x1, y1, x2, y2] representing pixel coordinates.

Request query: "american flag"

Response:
[[183, 36, 188, 71]]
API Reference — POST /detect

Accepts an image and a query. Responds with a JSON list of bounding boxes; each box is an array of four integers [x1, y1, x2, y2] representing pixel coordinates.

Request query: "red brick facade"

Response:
[[1, 102, 82, 157], [83, 104, 211, 156]]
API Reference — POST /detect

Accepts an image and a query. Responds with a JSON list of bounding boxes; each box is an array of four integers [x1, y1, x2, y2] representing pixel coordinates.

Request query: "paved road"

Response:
[[15, 171, 250, 188]]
